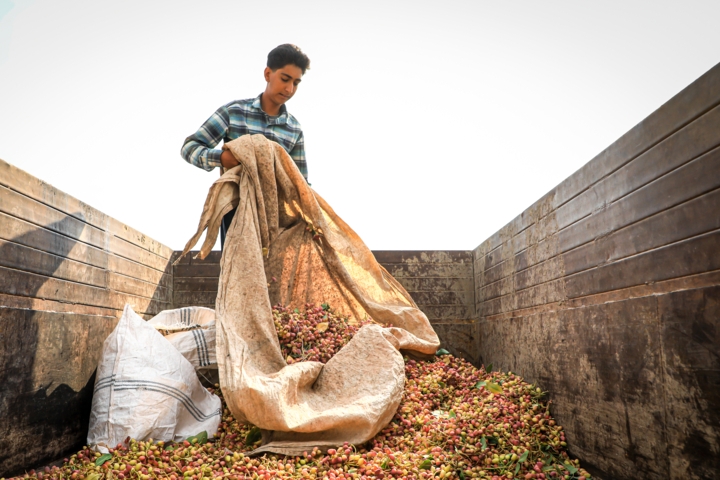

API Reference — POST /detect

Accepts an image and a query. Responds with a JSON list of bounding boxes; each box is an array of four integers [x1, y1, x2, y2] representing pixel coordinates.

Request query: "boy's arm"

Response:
[[289, 131, 308, 183], [181, 106, 232, 171]]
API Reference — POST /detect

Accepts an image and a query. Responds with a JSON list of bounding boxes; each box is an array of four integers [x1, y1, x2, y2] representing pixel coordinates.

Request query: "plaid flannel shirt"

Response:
[[181, 94, 308, 181]]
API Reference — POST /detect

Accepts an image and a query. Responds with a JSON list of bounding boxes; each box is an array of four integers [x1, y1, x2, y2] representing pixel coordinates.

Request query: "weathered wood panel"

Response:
[[172, 250, 476, 328], [0, 158, 172, 259], [472, 62, 720, 480], [563, 187, 720, 276], [476, 297, 668, 480], [0, 308, 117, 477], [479, 119, 720, 296], [0, 158, 174, 477], [658, 286, 720, 480]]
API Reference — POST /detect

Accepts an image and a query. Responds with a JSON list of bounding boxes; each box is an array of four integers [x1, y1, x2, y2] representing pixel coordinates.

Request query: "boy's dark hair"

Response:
[[267, 44, 310, 74]]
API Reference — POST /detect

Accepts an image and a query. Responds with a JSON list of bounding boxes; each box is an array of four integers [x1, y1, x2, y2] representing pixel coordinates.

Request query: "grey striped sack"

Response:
[[147, 307, 216, 370], [87, 305, 221, 451]]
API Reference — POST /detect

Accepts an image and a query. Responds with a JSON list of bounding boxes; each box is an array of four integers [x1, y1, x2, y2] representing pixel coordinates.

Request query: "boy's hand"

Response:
[[221, 150, 240, 169]]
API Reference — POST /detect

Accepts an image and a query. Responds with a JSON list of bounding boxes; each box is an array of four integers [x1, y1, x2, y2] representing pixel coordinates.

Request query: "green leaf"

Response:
[[95, 454, 112, 466], [448, 410, 457, 418], [435, 348, 450, 356], [485, 363, 493, 373], [458, 470, 466, 480], [486, 382, 503, 394], [481, 436, 487, 450], [245, 426, 262, 445], [514, 464, 521, 475], [473, 381, 487, 389], [185, 431, 209, 445], [518, 450, 529, 463], [87, 474, 102, 480], [294, 308, 299, 313], [321, 303, 329, 311], [380, 458, 389, 469], [487, 436, 499, 445], [563, 463, 578, 475], [419, 459, 432, 470], [165, 443, 176, 452]]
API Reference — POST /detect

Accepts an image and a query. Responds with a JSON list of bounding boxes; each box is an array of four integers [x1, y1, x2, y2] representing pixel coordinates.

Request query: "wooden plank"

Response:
[[0, 292, 118, 317], [173, 303, 215, 310], [474, 62, 720, 274], [379, 263, 472, 278], [407, 290, 469, 306], [483, 245, 505, 270], [0, 159, 172, 259], [514, 226, 562, 273], [372, 250, 472, 264], [564, 187, 720, 276], [174, 277, 220, 292], [416, 304, 471, 321], [560, 138, 720, 252], [471, 62, 720, 270], [566, 230, 720, 298], [108, 272, 172, 304], [0, 266, 169, 316], [0, 212, 172, 289], [553, 62, 720, 208], [174, 290, 217, 306], [515, 256, 565, 292], [189, 251, 222, 264], [174, 264, 221, 278], [170, 251, 189, 265], [107, 235, 172, 273], [0, 238, 108, 288], [109, 254, 173, 290], [481, 270, 720, 324], [480, 144, 720, 295], [478, 295, 512, 318], [0, 233, 173, 299], [388, 276, 474, 293], [515, 279, 566, 310], [0, 184, 107, 250], [556, 99, 720, 232], [658, 286, 720, 479], [107, 216, 173, 260], [0, 158, 109, 231], [481, 260, 506, 287], [0, 212, 109, 270], [480, 288, 539, 316]]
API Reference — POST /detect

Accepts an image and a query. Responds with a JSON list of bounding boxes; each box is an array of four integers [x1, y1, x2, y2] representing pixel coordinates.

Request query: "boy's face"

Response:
[[264, 64, 303, 107]]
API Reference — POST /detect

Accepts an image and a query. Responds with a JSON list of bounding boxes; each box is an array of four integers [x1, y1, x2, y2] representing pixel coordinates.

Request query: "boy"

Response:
[[181, 44, 310, 248]]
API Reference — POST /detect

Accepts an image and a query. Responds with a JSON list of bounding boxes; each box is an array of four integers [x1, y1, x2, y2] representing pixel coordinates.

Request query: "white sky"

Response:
[[1, 0, 719, 251]]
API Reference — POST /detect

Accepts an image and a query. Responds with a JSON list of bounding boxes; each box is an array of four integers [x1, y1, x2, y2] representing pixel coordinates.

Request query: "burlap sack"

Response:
[[177, 134, 439, 455]]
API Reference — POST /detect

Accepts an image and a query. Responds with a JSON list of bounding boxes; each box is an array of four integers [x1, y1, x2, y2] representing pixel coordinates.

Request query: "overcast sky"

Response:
[[1, 0, 719, 251]]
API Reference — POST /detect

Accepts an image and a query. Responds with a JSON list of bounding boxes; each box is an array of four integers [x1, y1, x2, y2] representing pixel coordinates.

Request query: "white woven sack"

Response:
[[87, 305, 221, 451], [147, 307, 216, 369]]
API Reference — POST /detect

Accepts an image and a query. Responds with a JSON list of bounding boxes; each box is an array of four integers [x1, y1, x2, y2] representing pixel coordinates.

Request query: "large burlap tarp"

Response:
[[177, 134, 439, 455]]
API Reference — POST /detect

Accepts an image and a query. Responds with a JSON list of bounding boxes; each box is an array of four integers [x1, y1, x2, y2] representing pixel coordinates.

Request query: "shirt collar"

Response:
[[253, 93, 289, 125]]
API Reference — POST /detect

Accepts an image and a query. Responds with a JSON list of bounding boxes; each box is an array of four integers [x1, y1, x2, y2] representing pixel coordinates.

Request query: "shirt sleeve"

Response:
[[289, 131, 308, 182], [180, 105, 230, 171]]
